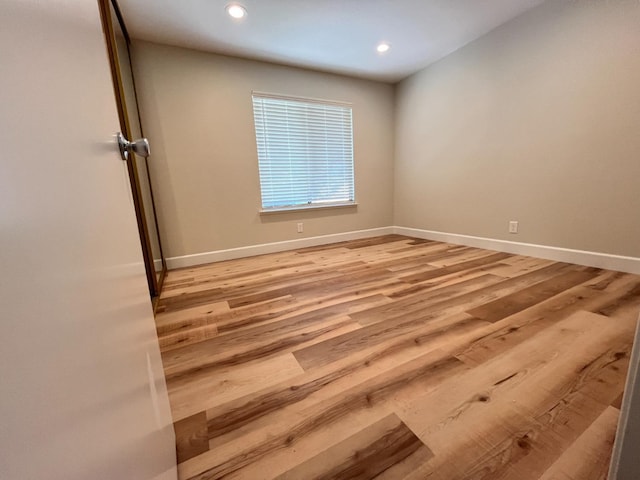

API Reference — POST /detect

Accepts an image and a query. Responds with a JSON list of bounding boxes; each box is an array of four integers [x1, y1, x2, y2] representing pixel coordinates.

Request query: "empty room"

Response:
[[2, 0, 640, 479]]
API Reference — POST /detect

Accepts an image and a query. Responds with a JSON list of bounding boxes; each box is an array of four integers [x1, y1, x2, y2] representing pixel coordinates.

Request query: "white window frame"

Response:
[[251, 92, 356, 213]]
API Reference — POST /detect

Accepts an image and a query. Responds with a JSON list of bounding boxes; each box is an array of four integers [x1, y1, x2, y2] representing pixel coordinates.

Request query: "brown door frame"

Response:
[[98, 0, 167, 303]]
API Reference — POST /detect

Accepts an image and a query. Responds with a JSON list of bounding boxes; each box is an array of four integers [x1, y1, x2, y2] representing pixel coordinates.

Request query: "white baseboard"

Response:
[[165, 226, 395, 269], [165, 225, 640, 274], [393, 226, 640, 275]]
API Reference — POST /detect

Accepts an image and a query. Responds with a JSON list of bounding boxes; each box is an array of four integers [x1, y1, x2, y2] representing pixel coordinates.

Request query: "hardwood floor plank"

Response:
[[291, 291, 491, 371], [591, 281, 640, 318], [353, 262, 572, 327], [168, 353, 305, 422], [426, 247, 506, 268], [156, 302, 229, 335], [152, 235, 639, 480], [491, 255, 555, 274], [174, 412, 209, 464], [215, 290, 392, 336], [160, 270, 343, 312], [164, 315, 359, 382], [399, 310, 614, 439], [538, 406, 619, 480], [295, 267, 580, 371], [155, 303, 228, 351], [161, 261, 317, 297], [585, 270, 635, 292], [206, 313, 484, 443], [162, 294, 389, 381], [344, 235, 411, 249], [186, 352, 465, 480], [466, 267, 601, 323], [455, 283, 630, 366], [400, 252, 512, 283], [212, 296, 297, 334], [274, 413, 433, 480], [160, 324, 219, 352], [398, 311, 634, 479], [165, 251, 307, 283]]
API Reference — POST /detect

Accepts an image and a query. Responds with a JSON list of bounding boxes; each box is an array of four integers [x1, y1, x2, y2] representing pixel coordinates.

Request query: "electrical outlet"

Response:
[[509, 221, 519, 234], [297, 222, 304, 233]]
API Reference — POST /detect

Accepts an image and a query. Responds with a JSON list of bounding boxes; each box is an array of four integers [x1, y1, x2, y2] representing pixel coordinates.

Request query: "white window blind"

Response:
[[252, 93, 355, 210]]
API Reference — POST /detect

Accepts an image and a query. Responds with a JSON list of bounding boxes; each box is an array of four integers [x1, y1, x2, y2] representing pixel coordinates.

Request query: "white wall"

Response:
[[394, 0, 640, 258], [131, 41, 396, 260], [0, 1, 176, 478]]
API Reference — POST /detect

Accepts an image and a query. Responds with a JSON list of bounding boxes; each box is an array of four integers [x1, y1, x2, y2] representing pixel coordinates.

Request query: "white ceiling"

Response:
[[117, 0, 545, 83]]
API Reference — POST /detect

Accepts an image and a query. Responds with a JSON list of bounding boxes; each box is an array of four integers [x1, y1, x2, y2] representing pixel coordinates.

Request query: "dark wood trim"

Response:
[[122, 9, 168, 279], [109, 0, 131, 43], [113, 0, 168, 291], [98, 0, 165, 299]]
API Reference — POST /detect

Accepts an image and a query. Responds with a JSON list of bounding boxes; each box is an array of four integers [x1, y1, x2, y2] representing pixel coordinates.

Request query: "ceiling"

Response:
[[117, 0, 545, 83]]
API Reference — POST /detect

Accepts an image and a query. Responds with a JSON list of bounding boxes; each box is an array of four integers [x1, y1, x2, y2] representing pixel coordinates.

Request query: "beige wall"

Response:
[[394, 0, 640, 258], [131, 41, 395, 259]]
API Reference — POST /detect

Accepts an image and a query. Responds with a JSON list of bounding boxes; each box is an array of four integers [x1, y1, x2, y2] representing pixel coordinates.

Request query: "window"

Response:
[[252, 93, 355, 211]]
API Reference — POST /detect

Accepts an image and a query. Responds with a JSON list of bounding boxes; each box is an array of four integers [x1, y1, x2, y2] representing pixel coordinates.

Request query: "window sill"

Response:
[[259, 202, 358, 215]]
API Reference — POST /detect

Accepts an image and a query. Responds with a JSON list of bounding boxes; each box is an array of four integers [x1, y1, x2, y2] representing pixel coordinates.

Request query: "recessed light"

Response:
[[226, 3, 247, 19], [376, 42, 391, 54]]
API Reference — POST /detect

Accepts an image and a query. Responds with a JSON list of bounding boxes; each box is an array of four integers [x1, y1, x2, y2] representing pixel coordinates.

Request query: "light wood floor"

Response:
[[155, 235, 640, 480]]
